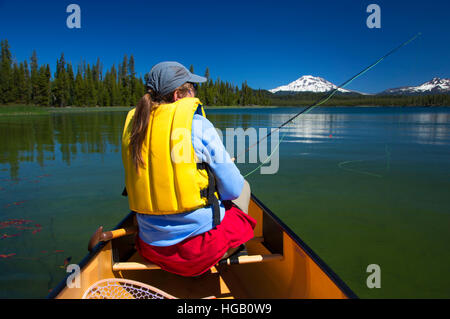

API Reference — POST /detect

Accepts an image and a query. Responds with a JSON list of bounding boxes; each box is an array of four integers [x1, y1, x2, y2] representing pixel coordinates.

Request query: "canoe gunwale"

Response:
[[251, 194, 358, 299]]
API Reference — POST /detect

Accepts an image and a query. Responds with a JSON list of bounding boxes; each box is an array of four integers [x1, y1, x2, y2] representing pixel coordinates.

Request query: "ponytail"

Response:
[[129, 82, 195, 171], [130, 92, 153, 170]]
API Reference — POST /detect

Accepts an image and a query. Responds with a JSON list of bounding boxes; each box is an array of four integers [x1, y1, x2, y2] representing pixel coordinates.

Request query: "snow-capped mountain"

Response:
[[380, 78, 450, 95], [269, 75, 352, 94], [269, 76, 450, 96]]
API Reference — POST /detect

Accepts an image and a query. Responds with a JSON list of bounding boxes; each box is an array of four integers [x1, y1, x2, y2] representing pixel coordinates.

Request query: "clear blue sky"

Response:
[[1, 0, 449, 94]]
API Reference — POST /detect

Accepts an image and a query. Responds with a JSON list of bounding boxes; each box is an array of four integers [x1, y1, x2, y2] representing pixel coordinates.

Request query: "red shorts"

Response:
[[135, 203, 257, 277]]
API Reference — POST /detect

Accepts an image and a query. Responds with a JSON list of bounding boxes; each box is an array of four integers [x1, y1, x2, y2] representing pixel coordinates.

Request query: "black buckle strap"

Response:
[[197, 163, 221, 228], [122, 164, 220, 228]]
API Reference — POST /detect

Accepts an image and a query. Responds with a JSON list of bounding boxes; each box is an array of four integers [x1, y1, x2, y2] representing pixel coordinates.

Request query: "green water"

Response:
[[0, 107, 449, 298]]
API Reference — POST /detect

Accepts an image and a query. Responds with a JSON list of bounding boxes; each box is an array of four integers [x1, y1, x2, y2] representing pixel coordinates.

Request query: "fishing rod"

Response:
[[238, 33, 421, 177]]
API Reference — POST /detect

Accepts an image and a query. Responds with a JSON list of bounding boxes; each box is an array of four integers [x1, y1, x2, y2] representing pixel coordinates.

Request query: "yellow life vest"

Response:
[[121, 97, 220, 224]]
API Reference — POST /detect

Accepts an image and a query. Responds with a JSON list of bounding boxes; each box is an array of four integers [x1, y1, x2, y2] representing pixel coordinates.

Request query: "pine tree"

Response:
[[0, 39, 13, 104], [30, 50, 39, 105], [128, 55, 138, 106], [119, 55, 130, 106], [93, 57, 102, 83], [12, 62, 28, 104], [66, 63, 75, 105], [109, 64, 120, 106], [135, 76, 145, 101], [74, 68, 84, 106], [92, 57, 103, 105], [85, 64, 97, 106], [11, 62, 20, 103], [35, 64, 51, 106], [23, 60, 31, 104], [53, 53, 70, 107]]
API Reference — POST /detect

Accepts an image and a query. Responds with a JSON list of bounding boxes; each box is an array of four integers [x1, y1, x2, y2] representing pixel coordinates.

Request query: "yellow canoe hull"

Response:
[[48, 194, 357, 299]]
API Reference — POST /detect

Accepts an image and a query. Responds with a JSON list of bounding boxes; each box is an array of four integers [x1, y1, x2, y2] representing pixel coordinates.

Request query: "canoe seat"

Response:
[[112, 253, 283, 271], [112, 236, 283, 272]]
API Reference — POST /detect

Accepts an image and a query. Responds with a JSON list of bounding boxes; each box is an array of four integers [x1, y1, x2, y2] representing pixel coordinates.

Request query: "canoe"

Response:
[[47, 194, 357, 299]]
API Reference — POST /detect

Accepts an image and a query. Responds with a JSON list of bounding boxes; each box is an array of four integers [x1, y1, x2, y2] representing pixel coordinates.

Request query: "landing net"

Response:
[[82, 278, 177, 299]]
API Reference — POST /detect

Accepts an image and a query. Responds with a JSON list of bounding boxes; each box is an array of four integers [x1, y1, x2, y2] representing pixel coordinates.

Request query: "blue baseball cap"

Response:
[[145, 61, 207, 97]]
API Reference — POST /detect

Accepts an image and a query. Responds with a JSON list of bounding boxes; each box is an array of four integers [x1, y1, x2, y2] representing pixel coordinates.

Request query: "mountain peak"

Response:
[[381, 77, 450, 95], [269, 75, 352, 94]]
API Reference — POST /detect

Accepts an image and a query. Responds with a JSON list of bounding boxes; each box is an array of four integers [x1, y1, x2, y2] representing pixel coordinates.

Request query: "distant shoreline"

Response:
[[0, 104, 449, 116], [205, 105, 450, 109], [0, 105, 132, 116]]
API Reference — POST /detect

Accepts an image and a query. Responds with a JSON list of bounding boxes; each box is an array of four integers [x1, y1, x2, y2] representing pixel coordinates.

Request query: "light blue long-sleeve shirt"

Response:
[[136, 111, 244, 247]]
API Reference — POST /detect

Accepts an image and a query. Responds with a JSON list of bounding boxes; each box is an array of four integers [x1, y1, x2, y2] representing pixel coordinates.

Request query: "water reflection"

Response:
[[0, 107, 449, 180], [260, 107, 450, 146], [0, 112, 127, 180]]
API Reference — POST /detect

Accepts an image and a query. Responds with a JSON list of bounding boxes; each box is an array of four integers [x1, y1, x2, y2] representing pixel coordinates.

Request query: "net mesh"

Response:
[[82, 278, 177, 299]]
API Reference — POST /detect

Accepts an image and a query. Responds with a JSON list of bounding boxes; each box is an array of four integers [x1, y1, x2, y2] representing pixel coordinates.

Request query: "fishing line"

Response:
[[240, 33, 421, 178], [337, 144, 391, 178]]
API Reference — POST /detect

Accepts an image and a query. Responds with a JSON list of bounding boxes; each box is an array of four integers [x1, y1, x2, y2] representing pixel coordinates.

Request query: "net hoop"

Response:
[[81, 278, 177, 299]]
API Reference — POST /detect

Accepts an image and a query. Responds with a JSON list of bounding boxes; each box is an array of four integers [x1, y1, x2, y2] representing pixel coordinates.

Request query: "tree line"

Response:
[[0, 39, 270, 107], [1, 39, 447, 108], [268, 91, 450, 107]]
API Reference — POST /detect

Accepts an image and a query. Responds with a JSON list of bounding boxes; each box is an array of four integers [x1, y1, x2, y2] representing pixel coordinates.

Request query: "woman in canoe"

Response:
[[121, 61, 256, 277]]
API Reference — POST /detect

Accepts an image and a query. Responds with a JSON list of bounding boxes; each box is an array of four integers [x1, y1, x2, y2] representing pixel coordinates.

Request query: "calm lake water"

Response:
[[0, 106, 449, 298]]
